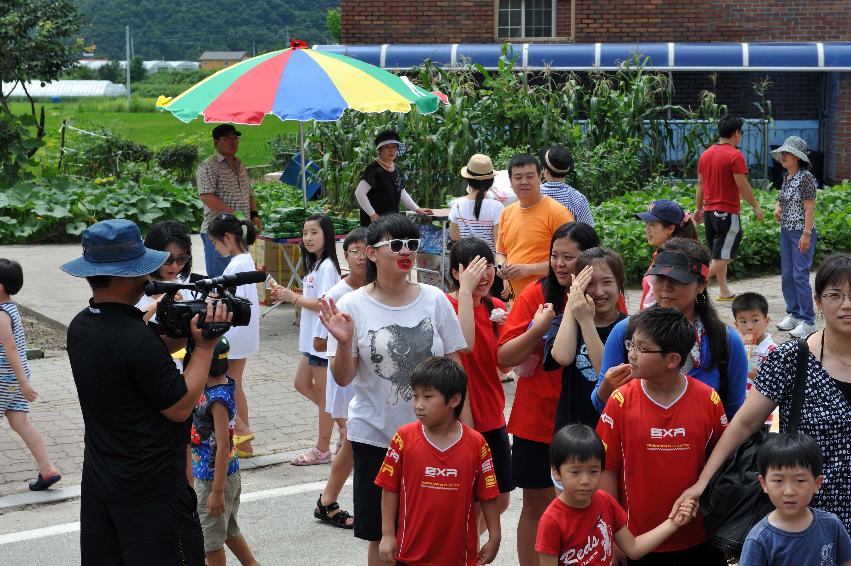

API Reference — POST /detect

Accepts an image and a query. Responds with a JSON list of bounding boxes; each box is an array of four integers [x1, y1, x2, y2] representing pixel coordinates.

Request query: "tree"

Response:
[[98, 60, 122, 83], [130, 56, 147, 82], [326, 7, 341, 43], [0, 0, 84, 153]]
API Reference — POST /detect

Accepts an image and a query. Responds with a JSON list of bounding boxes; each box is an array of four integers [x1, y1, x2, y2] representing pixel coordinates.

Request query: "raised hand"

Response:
[[318, 297, 354, 345], [532, 302, 556, 329], [568, 266, 596, 323], [458, 256, 489, 296]]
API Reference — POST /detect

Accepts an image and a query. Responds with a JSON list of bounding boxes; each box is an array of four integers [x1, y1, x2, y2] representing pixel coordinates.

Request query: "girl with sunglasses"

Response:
[[319, 214, 466, 566], [136, 221, 195, 325]]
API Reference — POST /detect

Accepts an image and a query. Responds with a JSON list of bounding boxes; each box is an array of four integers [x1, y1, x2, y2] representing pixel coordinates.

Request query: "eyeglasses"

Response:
[[346, 247, 366, 257], [372, 239, 420, 254], [164, 254, 191, 265], [821, 292, 851, 306], [625, 340, 666, 355]]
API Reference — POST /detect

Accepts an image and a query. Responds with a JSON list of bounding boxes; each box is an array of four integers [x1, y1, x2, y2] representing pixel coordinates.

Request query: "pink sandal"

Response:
[[291, 447, 332, 466]]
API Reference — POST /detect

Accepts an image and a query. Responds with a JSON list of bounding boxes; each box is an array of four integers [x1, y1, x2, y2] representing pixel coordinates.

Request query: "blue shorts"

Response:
[[0, 376, 29, 415], [303, 352, 329, 368]]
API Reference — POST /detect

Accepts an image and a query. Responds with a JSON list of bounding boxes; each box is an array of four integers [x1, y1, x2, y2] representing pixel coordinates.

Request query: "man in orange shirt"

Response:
[[495, 154, 573, 299]]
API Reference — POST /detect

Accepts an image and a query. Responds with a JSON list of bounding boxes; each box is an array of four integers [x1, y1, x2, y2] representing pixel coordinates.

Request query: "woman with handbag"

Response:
[[675, 252, 851, 532]]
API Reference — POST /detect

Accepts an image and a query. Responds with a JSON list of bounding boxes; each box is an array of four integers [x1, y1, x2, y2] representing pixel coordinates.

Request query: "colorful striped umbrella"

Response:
[[155, 42, 440, 124]]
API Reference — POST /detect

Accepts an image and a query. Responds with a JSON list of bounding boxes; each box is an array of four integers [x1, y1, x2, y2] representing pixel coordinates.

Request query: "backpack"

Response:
[[699, 338, 809, 558]]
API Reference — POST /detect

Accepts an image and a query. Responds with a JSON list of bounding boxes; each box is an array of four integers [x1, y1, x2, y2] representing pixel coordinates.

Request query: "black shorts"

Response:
[[481, 427, 514, 493], [704, 210, 742, 261], [511, 435, 553, 490], [80, 485, 204, 565], [627, 541, 726, 565], [351, 440, 388, 542]]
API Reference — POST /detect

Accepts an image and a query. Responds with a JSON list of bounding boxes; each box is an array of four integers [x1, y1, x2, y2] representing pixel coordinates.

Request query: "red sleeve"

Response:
[[476, 437, 500, 502], [732, 150, 748, 175], [498, 283, 540, 347], [374, 430, 405, 492], [534, 506, 563, 556], [707, 389, 728, 453], [596, 393, 624, 473]]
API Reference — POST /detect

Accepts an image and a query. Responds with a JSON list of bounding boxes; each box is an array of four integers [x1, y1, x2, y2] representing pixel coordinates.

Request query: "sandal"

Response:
[[233, 433, 255, 447], [291, 447, 332, 466], [237, 448, 255, 459], [314, 495, 354, 529], [29, 473, 62, 491]]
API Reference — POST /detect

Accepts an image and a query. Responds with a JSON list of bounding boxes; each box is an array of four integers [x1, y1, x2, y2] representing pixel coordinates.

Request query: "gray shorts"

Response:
[[195, 471, 242, 552]]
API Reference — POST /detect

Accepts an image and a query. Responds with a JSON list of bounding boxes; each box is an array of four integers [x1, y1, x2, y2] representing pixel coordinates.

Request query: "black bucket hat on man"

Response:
[[646, 251, 709, 284], [60, 219, 169, 278]]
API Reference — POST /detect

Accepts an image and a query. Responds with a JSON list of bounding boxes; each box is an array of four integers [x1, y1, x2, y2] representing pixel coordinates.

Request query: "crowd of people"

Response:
[[0, 115, 849, 566]]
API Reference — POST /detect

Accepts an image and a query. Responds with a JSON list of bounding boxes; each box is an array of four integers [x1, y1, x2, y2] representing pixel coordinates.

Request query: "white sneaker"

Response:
[[777, 315, 801, 331], [790, 321, 817, 338]]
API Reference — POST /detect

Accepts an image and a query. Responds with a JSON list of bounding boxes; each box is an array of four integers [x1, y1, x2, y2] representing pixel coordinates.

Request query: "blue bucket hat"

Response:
[[60, 219, 169, 278]]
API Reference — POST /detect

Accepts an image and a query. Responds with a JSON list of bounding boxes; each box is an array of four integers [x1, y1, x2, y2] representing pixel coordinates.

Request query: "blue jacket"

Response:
[[590, 317, 748, 419]]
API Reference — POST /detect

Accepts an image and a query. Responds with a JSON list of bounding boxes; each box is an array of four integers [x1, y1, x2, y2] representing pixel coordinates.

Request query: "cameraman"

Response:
[[61, 219, 232, 566]]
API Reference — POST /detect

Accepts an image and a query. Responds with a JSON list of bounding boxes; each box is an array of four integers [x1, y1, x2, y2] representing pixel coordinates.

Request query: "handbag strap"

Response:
[[788, 338, 810, 433]]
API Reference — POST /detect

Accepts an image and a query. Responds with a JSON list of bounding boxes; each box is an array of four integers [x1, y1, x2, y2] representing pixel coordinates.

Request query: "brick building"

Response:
[[339, 0, 851, 182]]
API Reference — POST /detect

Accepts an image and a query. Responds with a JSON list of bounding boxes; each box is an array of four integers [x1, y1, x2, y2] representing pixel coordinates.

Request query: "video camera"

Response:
[[144, 271, 266, 339]]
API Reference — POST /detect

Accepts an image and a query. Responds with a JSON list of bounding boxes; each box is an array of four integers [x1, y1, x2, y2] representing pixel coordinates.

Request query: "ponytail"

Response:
[[467, 177, 494, 221], [208, 213, 256, 251]]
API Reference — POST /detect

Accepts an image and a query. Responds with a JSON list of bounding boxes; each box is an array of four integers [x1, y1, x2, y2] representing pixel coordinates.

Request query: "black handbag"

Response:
[[699, 338, 809, 558]]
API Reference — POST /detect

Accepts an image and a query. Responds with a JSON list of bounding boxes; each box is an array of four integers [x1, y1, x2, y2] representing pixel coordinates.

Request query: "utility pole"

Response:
[[125, 25, 131, 105], [253, 41, 256, 57]]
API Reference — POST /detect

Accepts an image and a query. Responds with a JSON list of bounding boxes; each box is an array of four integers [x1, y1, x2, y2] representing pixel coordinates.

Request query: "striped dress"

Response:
[[448, 197, 504, 252], [0, 302, 31, 414]]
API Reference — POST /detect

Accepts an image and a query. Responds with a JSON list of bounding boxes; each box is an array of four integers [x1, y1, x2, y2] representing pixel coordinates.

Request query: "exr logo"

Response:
[[650, 427, 686, 438], [425, 467, 458, 478]]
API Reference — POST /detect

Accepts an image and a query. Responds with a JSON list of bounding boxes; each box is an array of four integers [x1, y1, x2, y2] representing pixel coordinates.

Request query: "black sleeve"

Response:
[[127, 330, 188, 411]]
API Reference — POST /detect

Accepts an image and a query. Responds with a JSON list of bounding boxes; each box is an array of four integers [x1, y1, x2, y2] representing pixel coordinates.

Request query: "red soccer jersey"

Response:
[[499, 281, 563, 443], [535, 491, 628, 566], [375, 422, 500, 566], [595, 377, 727, 552], [447, 294, 507, 432], [697, 143, 749, 214]]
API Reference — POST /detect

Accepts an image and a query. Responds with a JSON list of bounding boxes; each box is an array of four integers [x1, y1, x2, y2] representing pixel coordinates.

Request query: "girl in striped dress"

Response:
[[0, 259, 61, 491]]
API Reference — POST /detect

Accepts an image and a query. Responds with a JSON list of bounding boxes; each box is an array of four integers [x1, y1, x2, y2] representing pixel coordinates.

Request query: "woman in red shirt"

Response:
[[446, 237, 513, 527], [497, 222, 602, 566]]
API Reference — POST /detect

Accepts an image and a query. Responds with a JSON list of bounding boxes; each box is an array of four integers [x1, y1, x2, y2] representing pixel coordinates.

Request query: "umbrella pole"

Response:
[[299, 122, 307, 209]]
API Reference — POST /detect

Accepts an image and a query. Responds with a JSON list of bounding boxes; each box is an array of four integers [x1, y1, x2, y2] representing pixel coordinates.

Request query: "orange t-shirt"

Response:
[[496, 196, 573, 297]]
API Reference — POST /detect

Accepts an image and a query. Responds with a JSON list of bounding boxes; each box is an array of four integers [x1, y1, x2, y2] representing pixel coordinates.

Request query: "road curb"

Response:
[[0, 446, 319, 513]]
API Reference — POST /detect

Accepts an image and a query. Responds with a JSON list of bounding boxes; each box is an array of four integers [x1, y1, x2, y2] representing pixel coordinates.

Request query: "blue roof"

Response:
[[315, 42, 851, 72]]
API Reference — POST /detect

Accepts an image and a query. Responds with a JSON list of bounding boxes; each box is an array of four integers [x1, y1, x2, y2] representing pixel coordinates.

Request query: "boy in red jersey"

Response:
[[596, 307, 728, 565], [376, 357, 501, 565], [536, 424, 696, 566]]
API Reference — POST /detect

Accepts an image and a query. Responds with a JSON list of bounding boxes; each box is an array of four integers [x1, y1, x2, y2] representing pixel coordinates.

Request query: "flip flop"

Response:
[[233, 433, 255, 447], [291, 447, 332, 466], [29, 473, 61, 491], [716, 294, 737, 301], [236, 448, 256, 459]]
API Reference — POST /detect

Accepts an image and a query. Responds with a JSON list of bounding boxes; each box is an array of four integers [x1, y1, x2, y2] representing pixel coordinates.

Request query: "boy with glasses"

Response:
[[596, 307, 729, 565]]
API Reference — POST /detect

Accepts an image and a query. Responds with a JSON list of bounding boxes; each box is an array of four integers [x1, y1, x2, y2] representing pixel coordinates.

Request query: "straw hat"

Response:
[[460, 154, 496, 180], [771, 136, 811, 165]]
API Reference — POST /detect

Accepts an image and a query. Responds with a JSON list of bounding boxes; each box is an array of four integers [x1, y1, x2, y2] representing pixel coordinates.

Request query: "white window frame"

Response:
[[494, 0, 574, 42]]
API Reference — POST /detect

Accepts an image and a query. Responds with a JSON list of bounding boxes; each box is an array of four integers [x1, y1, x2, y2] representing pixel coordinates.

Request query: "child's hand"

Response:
[[378, 534, 397, 563], [20, 383, 38, 402], [567, 266, 595, 323], [603, 364, 632, 391], [477, 535, 501, 564], [458, 256, 489, 296], [532, 303, 556, 329], [672, 500, 696, 527], [318, 298, 354, 345], [207, 489, 225, 517]]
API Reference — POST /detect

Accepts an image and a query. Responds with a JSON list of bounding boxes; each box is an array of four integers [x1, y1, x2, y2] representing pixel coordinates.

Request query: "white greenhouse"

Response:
[[2, 80, 128, 98]]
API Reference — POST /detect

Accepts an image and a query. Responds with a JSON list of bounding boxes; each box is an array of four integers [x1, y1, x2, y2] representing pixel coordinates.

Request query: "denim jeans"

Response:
[[200, 232, 231, 278], [780, 228, 816, 324]]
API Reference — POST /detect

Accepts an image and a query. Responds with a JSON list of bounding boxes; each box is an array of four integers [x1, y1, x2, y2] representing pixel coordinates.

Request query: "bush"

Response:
[[0, 113, 41, 186], [64, 132, 151, 178], [156, 144, 199, 182], [0, 171, 202, 243], [592, 181, 851, 284]]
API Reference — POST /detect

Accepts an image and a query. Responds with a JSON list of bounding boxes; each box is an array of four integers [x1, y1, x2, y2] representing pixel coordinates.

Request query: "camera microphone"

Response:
[[145, 279, 181, 296], [194, 271, 267, 290]]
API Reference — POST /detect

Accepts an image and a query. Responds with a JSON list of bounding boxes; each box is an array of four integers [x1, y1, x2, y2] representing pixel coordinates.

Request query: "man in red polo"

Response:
[[694, 115, 764, 300]]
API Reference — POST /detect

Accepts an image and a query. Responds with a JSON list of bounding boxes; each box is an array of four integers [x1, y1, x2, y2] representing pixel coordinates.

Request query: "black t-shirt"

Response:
[[360, 161, 405, 226], [67, 300, 190, 502], [544, 313, 627, 431]]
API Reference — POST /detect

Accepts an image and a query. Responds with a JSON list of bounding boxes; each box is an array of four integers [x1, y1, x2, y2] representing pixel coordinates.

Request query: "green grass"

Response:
[[10, 98, 298, 168]]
